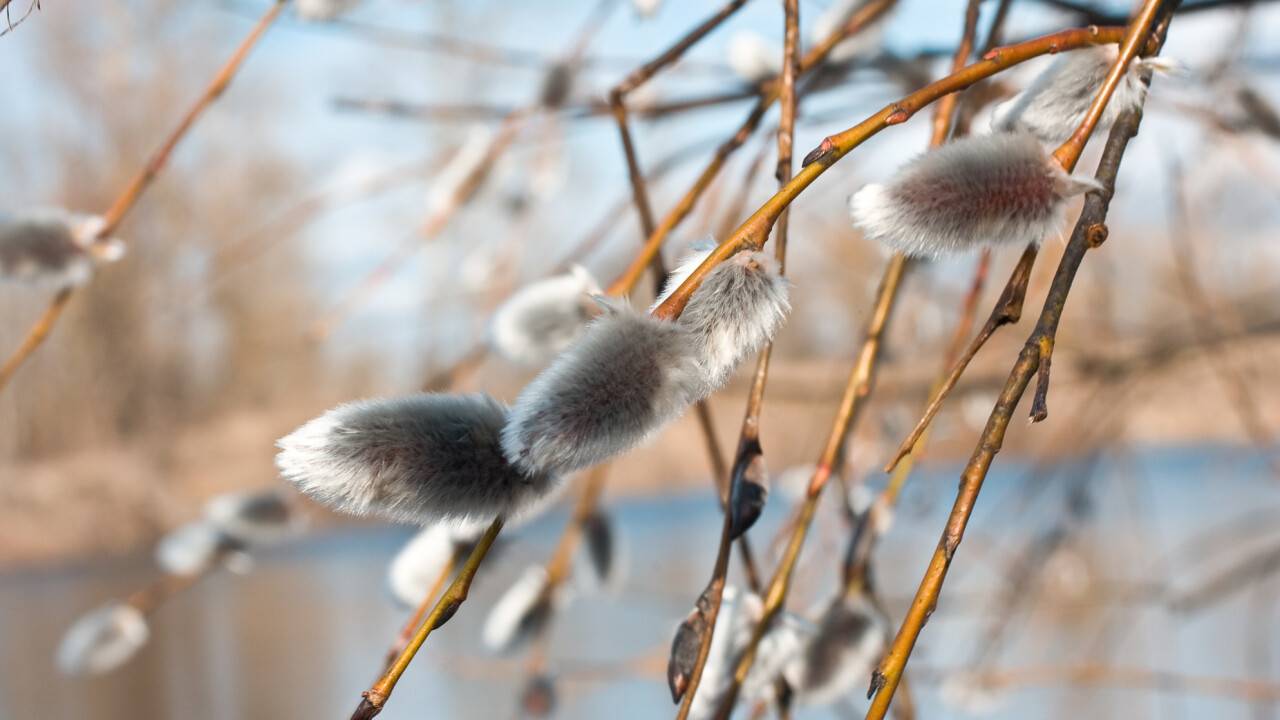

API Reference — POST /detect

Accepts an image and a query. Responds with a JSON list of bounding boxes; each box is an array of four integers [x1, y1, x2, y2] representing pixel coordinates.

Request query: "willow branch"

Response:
[[865, 7, 1175, 717], [605, 0, 899, 296], [380, 550, 459, 671], [649, 23, 1130, 321], [884, 245, 1036, 471], [0, 1, 284, 395], [711, 255, 909, 720], [352, 516, 504, 720], [674, 3, 800, 717], [843, 0, 988, 596]]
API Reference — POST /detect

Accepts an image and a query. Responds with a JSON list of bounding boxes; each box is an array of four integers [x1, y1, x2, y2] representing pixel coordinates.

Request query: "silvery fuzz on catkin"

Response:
[[502, 299, 706, 477], [782, 593, 886, 706], [849, 132, 1101, 257], [650, 238, 716, 312], [387, 522, 480, 607], [56, 603, 150, 676], [505, 250, 789, 477], [490, 266, 601, 367], [295, 0, 360, 21], [154, 521, 247, 576], [482, 565, 555, 653], [204, 489, 300, 545], [276, 393, 559, 525], [991, 45, 1177, 146], [685, 587, 810, 719], [0, 210, 124, 287], [676, 250, 790, 387], [727, 31, 781, 84]]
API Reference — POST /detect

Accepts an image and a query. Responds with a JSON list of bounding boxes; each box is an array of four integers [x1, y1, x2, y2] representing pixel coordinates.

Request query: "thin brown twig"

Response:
[[606, 0, 900, 297], [674, 2, 800, 716], [884, 245, 1037, 471], [609, 0, 750, 295], [710, 254, 910, 720], [352, 517, 504, 720], [380, 550, 459, 671], [865, 7, 1176, 717], [844, 0, 990, 596], [1031, 0, 1170, 421], [0, 1, 285, 395]]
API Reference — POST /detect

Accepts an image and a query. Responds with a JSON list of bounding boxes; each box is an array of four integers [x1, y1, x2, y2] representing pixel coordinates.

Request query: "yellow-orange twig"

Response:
[[0, 1, 285, 395]]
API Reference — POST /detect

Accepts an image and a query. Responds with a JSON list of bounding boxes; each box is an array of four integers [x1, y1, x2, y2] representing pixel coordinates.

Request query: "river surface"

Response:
[[2, 446, 1277, 719]]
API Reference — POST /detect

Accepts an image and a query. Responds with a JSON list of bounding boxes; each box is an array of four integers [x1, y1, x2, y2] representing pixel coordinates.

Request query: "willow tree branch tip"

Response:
[[0, 1, 284, 397]]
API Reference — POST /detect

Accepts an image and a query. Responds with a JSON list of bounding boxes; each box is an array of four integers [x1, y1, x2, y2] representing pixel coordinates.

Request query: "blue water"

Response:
[[1, 445, 1277, 719]]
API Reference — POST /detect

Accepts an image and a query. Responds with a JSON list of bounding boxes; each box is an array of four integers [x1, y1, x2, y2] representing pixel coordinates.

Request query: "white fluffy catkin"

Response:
[[204, 489, 300, 545], [295, 0, 360, 21], [154, 521, 245, 576], [676, 250, 790, 387], [277, 393, 558, 525], [783, 593, 886, 706], [686, 587, 810, 719], [56, 603, 149, 676], [0, 210, 123, 287], [991, 45, 1176, 146], [482, 565, 554, 653], [650, 238, 716, 312], [387, 523, 476, 607], [727, 31, 782, 84], [848, 132, 1101, 257], [502, 299, 707, 477], [490, 266, 601, 367]]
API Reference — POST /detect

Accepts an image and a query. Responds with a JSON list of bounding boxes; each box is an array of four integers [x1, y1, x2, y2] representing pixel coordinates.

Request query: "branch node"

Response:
[[868, 669, 887, 699], [800, 137, 836, 168], [1085, 222, 1109, 248]]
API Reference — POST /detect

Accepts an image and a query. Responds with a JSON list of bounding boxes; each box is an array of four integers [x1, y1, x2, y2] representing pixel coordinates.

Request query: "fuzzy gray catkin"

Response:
[[782, 593, 886, 706], [490, 266, 601, 367], [276, 393, 559, 525], [482, 565, 555, 652], [991, 45, 1174, 147], [676, 250, 790, 387], [204, 489, 300, 545], [387, 523, 471, 607], [505, 250, 790, 477], [56, 603, 150, 676], [848, 132, 1101, 257], [502, 299, 707, 477], [0, 210, 123, 287], [154, 521, 247, 576], [683, 587, 810, 719]]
